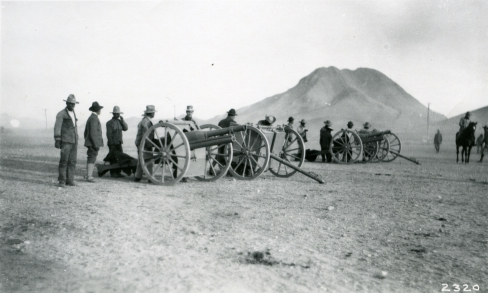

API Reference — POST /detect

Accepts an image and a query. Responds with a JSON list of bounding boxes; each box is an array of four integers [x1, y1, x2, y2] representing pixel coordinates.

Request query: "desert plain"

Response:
[[0, 129, 487, 293]]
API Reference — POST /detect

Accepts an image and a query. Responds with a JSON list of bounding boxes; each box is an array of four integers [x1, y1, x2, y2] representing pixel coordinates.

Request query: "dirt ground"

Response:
[[0, 130, 487, 293]]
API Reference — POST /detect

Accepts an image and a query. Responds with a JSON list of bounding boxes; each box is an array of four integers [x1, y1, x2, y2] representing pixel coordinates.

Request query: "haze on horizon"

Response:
[[1, 0, 487, 125]]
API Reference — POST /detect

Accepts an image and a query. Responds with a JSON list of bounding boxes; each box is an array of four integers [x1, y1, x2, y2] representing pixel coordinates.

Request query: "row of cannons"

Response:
[[313, 129, 420, 165], [96, 121, 417, 185]]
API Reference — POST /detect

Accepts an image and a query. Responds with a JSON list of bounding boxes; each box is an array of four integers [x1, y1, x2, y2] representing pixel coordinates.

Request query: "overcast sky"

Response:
[[1, 0, 487, 125]]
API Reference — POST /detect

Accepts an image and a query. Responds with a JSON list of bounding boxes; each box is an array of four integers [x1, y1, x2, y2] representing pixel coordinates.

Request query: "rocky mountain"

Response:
[[204, 66, 447, 144]]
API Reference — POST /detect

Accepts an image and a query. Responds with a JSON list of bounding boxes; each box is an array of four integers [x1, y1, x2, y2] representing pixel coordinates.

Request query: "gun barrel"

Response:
[[269, 154, 325, 184], [184, 125, 247, 143]]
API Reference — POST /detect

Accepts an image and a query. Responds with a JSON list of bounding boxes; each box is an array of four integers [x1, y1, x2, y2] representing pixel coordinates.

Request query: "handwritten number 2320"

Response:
[[442, 284, 480, 291]]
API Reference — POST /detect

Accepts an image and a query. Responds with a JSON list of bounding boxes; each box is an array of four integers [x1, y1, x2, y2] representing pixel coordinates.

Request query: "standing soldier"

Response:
[[84, 102, 104, 182], [106, 106, 128, 177], [218, 109, 238, 128], [358, 122, 372, 136], [135, 105, 156, 182], [297, 119, 308, 142], [54, 94, 79, 187], [182, 105, 199, 130], [434, 129, 443, 153], [320, 120, 333, 163], [476, 134, 484, 154]]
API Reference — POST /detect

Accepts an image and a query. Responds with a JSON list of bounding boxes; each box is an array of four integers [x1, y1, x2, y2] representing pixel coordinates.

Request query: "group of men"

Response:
[[54, 94, 204, 187]]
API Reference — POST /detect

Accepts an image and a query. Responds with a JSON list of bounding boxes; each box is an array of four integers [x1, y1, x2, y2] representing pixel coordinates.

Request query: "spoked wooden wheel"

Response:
[[139, 122, 190, 185], [371, 136, 390, 163], [382, 133, 402, 162], [195, 124, 233, 182], [360, 141, 379, 163], [268, 127, 305, 177], [332, 130, 363, 164], [228, 126, 270, 180]]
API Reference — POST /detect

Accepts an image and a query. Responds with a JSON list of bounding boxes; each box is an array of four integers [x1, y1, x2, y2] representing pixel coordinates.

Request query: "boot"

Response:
[[480, 153, 484, 162], [86, 163, 96, 182]]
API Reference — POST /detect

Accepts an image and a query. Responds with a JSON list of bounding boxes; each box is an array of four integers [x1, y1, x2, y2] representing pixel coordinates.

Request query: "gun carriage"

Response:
[[331, 129, 419, 164], [203, 123, 325, 183]]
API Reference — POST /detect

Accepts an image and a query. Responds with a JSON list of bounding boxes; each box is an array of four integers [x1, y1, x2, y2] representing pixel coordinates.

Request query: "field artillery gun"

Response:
[[331, 129, 419, 165], [221, 123, 325, 184], [136, 120, 248, 185]]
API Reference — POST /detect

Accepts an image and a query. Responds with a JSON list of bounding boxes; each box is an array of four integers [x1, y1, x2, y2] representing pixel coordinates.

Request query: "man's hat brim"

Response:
[[64, 100, 79, 104], [89, 106, 103, 111]]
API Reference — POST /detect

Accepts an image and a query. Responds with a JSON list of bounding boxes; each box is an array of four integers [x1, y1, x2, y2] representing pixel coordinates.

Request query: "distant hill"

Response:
[[204, 67, 447, 144]]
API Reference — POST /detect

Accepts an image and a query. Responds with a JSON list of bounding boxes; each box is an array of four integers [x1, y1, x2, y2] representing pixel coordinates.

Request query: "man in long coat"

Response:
[[54, 94, 79, 187], [434, 129, 443, 153], [84, 101, 104, 182], [106, 106, 128, 177], [320, 120, 333, 163], [218, 109, 238, 128], [135, 105, 156, 182]]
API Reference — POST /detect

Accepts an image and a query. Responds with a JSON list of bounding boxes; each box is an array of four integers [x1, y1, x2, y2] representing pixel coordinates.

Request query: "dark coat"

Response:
[[106, 118, 128, 146], [183, 115, 199, 130], [218, 116, 237, 128], [135, 116, 154, 149], [434, 133, 443, 145], [84, 113, 104, 148], [320, 127, 333, 148], [54, 108, 78, 144]]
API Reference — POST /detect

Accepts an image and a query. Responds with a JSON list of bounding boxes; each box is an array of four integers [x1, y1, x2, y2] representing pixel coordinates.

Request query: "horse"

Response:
[[456, 122, 477, 163]]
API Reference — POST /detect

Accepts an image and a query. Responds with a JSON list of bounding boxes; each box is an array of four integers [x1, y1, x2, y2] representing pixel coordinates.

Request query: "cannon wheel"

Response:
[[332, 130, 363, 164], [194, 124, 234, 182], [139, 122, 191, 185], [228, 125, 270, 180], [268, 127, 305, 177], [361, 141, 379, 163], [382, 133, 402, 162], [371, 135, 390, 163]]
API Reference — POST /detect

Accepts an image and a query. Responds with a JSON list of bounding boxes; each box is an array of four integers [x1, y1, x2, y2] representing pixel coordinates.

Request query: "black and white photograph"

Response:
[[1, 1, 487, 292]]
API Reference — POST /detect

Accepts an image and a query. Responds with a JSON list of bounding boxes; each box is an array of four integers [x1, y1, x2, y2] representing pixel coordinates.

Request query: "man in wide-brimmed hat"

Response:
[[54, 94, 79, 187], [320, 120, 333, 162], [218, 108, 238, 128], [182, 105, 200, 131], [84, 101, 104, 182], [105, 106, 129, 177], [297, 119, 308, 142], [358, 122, 372, 136], [134, 105, 157, 182], [257, 115, 276, 126]]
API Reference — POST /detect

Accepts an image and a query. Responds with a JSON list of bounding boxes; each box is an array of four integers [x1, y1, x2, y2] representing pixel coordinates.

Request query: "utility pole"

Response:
[[44, 109, 47, 130], [427, 103, 430, 140]]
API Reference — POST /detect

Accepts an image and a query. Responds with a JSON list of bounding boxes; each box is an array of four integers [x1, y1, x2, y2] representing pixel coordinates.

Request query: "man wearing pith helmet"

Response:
[[54, 94, 79, 187], [106, 106, 128, 177], [84, 101, 104, 182]]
